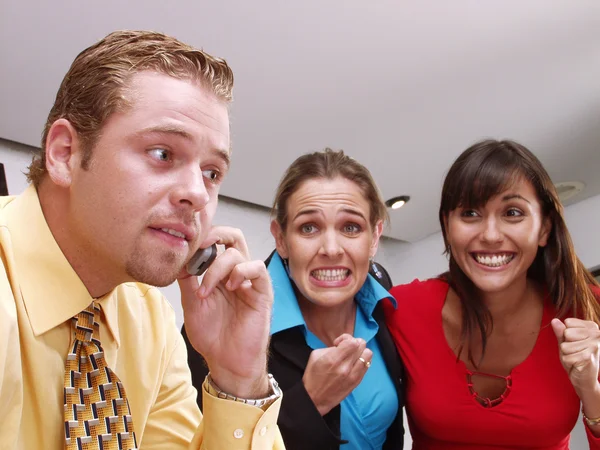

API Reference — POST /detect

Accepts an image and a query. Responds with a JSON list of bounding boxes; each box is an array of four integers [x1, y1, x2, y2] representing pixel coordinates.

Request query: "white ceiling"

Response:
[[1, 0, 599, 242]]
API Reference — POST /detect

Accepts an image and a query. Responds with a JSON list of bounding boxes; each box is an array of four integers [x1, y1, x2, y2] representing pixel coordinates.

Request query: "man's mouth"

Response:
[[149, 221, 197, 242], [159, 228, 186, 239]]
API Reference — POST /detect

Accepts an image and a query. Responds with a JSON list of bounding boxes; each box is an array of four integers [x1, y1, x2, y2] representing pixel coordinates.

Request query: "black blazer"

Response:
[[182, 254, 405, 450]]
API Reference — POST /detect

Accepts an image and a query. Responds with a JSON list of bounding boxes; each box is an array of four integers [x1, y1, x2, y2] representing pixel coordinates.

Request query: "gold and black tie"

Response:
[[64, 302, 137, 450]]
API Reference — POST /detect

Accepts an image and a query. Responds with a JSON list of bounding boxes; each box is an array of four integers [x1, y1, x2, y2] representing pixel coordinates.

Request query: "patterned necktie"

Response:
[[64, 301, 137, 450]]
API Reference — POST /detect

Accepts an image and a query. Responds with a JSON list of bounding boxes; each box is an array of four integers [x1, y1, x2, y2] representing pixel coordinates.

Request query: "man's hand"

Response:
[[179, 226, 273, 399], [302, 334, 372, 416], [551, 318, 600, 397]]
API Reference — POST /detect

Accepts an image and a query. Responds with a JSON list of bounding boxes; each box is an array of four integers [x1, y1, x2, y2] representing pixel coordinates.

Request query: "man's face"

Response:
[[67, 71, 230, 287]]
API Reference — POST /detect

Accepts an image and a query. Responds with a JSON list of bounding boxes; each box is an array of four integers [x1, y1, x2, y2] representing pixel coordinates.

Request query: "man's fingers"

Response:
[[177, 275, 200, 310], [201, 226, 250, 260], [198, 247, 245, 297], [551, 318, 567, 344], [225, 260, 271, 296]]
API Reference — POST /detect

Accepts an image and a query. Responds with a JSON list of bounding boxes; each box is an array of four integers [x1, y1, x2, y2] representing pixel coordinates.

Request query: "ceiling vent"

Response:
[[554, 181, 585, 203]]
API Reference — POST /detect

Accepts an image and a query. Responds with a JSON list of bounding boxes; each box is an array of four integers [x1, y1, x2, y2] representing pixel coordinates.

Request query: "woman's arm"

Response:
[[552, 318, 600, 443]]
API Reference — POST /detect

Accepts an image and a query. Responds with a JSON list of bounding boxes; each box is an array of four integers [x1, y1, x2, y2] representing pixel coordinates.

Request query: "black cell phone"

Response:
[[186, 244, 218, 276]]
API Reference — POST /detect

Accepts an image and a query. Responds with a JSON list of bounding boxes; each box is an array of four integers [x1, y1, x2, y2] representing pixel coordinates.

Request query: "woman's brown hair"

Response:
[[272, 148, 388, 230], [439, 139, 600, 366]]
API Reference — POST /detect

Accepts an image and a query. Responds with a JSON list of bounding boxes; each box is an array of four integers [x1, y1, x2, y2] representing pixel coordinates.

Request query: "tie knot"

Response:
[[73, 301, 100, 343]]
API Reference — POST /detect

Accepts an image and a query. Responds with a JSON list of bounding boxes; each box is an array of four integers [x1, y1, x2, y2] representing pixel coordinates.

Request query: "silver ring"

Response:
[[358, 357, 371, 368]]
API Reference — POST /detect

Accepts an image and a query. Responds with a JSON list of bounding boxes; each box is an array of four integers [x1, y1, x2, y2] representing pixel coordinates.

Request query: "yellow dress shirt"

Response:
[[0, 185, 284, 450]]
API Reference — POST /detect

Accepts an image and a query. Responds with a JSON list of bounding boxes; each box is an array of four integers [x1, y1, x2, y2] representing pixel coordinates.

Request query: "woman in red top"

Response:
[[385, 139, 600, 449]]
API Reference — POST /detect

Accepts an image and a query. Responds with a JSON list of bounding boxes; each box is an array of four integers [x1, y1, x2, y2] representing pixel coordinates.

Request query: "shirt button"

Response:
[[259, 426, 267, 436], [233, 429, 244, 439]]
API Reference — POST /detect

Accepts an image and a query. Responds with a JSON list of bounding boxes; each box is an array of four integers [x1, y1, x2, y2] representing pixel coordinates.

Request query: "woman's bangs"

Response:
[[447, 157, 525, 212]]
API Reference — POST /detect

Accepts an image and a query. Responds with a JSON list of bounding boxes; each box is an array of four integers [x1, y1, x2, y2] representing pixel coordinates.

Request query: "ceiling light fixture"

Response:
[[554, 181, 585, 203], [385, 195, 410, 210]]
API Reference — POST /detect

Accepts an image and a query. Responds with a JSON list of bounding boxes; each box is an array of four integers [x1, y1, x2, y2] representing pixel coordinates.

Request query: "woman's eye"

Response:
[[506, 208, 523, 217], [461, 209, 479, 218], [343, 224, 361, 234], [148, 148, 171, 162], [300, 224, 317, 234]]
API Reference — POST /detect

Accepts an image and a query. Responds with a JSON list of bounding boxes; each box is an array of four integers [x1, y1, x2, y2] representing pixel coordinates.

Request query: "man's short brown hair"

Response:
[[27, 30, 234, 186]]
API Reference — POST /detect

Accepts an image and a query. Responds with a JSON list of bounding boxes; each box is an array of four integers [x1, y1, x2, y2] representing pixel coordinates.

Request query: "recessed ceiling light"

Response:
[[385, 195, 410, 210], [554, 181, 585, 203]]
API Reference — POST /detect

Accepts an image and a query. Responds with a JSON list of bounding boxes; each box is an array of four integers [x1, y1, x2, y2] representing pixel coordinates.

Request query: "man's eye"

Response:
[[148, 148, 171, 162], [202, 169, 221, 183]]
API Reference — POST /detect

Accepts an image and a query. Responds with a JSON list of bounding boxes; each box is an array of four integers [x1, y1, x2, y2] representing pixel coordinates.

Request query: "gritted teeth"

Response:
[[160, 228, 186, 239], [473, 253, 515, 267], [311, 269, 350, 281]]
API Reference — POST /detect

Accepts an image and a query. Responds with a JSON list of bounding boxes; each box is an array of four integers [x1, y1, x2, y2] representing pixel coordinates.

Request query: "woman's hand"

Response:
[[302, 334, 372, 416], [552, 318, 600, 397]]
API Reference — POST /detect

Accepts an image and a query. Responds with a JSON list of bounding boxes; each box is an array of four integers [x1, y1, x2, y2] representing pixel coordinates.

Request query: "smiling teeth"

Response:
[[161, 228, 186, 239], [312, 269, 349, 281], [475, 254, 514, 267]]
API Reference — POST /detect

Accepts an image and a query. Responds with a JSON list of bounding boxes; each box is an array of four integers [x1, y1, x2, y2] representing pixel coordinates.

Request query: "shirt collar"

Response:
[[268, 251, 396, 335], [4, 185, 120, 345], [355, 270, 397, 319], [269, 252, 305, 335]]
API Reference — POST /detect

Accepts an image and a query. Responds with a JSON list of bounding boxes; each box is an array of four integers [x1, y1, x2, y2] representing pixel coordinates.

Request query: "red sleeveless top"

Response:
[[385, 278, 600, 449]]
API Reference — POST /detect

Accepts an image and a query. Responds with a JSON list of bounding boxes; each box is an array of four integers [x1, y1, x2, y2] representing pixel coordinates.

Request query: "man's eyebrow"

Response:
[[135, 124, 194, 140], [134, 125, 231, 168], [214, 147, 231, 169]]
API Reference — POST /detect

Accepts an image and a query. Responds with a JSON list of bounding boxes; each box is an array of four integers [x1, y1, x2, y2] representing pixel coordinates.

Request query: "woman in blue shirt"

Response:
[[185, 148, 404, 449]]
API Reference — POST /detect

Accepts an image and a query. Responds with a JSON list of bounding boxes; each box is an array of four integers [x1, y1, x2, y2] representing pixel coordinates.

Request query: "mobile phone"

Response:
[[186, 244, 218, 276]]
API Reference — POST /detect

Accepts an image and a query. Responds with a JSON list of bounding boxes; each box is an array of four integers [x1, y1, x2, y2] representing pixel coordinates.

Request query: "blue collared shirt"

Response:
[[269, 252, 398, 450]]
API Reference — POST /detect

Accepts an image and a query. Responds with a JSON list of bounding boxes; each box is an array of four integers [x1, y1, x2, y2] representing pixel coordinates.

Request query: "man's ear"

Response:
[[44, 119, 82, 188], [539, 216, 552, 247], [270, 220, 289, 258], [369, 220, 384, 258]]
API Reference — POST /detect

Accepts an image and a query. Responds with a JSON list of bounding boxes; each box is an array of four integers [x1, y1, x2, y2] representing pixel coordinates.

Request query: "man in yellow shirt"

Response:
[[0, 30, 284, 449]]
